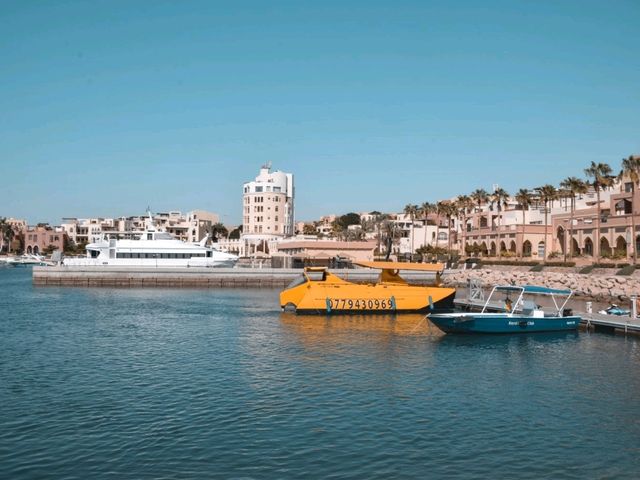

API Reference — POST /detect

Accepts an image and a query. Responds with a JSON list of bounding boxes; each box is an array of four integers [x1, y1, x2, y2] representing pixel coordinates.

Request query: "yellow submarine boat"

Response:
[[279, 261, 455, 314]]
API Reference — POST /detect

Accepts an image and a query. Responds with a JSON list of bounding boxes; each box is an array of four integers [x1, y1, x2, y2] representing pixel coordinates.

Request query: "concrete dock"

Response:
[[32, 266, 440, 288]]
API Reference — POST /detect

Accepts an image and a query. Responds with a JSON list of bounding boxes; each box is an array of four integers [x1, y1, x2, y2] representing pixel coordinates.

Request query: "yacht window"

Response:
[[147, 234, 152, 240], [207, 251, 212, 257]]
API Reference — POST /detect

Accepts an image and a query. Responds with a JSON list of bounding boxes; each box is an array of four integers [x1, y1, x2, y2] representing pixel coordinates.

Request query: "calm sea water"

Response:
[[1, 267, 639, 479]]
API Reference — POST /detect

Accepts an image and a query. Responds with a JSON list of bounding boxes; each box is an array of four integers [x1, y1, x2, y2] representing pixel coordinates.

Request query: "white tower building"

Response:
[[242, 163, 294, 242]]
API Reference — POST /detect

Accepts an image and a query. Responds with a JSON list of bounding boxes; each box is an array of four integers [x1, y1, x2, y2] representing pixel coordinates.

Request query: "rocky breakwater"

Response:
[[443, 269, 640, 302]]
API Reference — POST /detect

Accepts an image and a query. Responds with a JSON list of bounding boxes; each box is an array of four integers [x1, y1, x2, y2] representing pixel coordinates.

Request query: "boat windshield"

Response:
[[285, 270, 326, 290], [285, 275, 307, 290], [155, 232, 175, 240]]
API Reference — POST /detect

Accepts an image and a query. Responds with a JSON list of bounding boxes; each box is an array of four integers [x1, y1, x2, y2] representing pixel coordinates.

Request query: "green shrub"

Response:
[[579, 265, 595, 274], [616, 265, 636, 276], [592, 262, 620, 268], [529, 265, 545, 272]]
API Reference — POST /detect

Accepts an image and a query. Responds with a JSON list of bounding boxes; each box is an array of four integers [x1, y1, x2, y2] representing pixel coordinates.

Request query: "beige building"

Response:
[[242, 164, 294, 238], [551, 177, 640, 261], [241, 164, 294, 257]]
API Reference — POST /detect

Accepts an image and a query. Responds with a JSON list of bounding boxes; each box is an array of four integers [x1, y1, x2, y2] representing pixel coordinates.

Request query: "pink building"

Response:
[[23, 225, 65, 255]]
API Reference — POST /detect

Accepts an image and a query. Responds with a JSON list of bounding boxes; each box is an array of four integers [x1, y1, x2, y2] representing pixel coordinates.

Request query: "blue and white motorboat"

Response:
[[598, 304, 630, 316], [428, 285, 581, 334]]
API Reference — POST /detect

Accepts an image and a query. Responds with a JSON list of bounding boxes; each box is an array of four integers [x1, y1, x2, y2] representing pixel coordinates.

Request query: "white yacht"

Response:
[[63, 216, 238, 268]]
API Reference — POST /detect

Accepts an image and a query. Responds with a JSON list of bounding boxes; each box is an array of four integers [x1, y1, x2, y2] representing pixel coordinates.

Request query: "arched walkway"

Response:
[[615, 236, 627, 257], [490, 241, 496, 256], [480, 242, 488, 257], [509, 241, 516, 253], [522, 240, 532, 257], [33, 246, 39, 255], [600, 237, 611, 258], [537, 241, 545, 259], [500, 241, 507, 253], [557, 227, 565, 254], [27, 245, 33, 254], [571, 238, 579, 257], [584, 237, 593, 256]]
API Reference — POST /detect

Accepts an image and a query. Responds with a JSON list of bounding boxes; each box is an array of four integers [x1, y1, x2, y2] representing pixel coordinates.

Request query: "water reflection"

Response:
[[434, 330, 581, 347], [280, 312, 443, 337]]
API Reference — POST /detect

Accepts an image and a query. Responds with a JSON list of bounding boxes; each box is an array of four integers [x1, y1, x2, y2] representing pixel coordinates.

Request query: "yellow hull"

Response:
[[280, 269, 455, 314]]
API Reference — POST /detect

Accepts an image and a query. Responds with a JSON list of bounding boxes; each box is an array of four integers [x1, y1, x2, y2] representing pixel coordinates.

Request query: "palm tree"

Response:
[[619, 155, 640, 264], [491, 188, 510, 258], [471, 188, 489, 235], [455, 195, 473, 257], [584, 161, 613, 262], [0, 219, 15, 254], [419, 202, 436, 252], [403, 203, 419, 260], [559, 177, 588, 261], [373, 213, 389, 257], [436, 200, 456, 259], [471, 188, 489, 212], [514, 189, 532, 259], [536, 184, 558, 262], [381, 217, 400, 261], [0, 217, 5, 253], [210, 222, 229, 241]]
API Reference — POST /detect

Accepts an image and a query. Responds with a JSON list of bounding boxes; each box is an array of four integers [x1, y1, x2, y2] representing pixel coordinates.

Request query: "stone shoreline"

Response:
[[442, 268, 640, 302]]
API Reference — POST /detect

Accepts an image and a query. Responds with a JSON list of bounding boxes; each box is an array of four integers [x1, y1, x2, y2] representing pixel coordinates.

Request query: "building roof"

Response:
[[277, 240, 376, 251]]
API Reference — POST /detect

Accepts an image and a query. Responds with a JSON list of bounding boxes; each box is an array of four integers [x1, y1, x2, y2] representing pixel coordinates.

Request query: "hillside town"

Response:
[[1, 156, 639, 267]]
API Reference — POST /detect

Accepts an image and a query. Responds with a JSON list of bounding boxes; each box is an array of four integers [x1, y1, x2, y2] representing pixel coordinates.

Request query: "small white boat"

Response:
[[5, 254, 49, 266]]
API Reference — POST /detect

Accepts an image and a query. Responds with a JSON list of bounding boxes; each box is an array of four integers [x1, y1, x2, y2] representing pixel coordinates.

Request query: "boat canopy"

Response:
[[495, 285, 572, 295], [354, 261, 444, 272]]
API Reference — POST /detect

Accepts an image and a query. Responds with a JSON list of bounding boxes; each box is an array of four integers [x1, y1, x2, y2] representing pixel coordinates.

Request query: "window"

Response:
[[256, 186, 263, 192]]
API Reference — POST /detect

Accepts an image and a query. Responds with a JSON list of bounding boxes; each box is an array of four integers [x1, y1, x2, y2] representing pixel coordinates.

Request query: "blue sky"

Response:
[[2, 0, 639, 225]]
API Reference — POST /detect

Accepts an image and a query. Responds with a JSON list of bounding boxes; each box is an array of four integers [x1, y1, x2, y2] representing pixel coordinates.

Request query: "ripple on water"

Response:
[[1, 268, 640, 479]]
